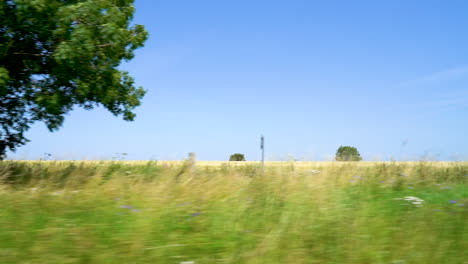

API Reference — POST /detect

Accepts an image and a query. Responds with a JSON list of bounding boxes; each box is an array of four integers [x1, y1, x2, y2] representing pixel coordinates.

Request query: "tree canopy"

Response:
[[0, 0, 148, 159], [335, 146, 362, 161], [229, 153, 246, 161]]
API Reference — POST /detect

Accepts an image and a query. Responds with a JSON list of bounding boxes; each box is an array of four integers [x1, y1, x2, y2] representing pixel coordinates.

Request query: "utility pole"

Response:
[[260, 135, 264, 172]]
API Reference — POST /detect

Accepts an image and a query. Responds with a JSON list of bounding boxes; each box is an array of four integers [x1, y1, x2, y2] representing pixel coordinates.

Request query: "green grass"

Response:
[[0, 161, 466, 264]]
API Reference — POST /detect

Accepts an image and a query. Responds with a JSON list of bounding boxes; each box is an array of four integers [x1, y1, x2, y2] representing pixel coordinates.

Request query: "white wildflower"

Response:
[[397, 196, 424, 207], [396, 196, 424, 207], [403, 196, 424, 202]]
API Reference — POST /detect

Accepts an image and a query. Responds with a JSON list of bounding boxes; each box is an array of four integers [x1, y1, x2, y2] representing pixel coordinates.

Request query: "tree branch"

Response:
[[12, 52, 48, 57]]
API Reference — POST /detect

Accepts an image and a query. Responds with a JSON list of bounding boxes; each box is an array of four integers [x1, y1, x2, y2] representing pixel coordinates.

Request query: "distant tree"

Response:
[[229, 153, 246, 161], [335, 146, 362, 161], [0, 0, 148, 160]]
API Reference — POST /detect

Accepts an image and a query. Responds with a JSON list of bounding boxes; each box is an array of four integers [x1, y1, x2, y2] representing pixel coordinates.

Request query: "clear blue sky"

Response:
[[8, 0, 468, 161]]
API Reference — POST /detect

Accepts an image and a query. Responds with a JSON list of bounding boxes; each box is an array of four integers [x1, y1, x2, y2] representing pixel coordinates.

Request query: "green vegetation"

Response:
[[0, 161, 466, 263], [0, 0, 148, 159], [336, 146, 363, 161], [229, 153, 246, 161]]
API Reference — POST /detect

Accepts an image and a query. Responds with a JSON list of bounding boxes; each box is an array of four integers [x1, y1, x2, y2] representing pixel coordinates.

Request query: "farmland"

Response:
[[0, 160, 466, 264]]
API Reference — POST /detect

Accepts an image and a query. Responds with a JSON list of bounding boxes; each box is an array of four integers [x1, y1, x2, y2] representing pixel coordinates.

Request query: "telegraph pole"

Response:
[[260, 135, 264, 173]]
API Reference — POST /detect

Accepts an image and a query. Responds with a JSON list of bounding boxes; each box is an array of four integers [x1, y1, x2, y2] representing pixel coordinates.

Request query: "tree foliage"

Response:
[[335, 146, 362, 161], [229, 153, 246, 161], [0, 0, 148, 159]]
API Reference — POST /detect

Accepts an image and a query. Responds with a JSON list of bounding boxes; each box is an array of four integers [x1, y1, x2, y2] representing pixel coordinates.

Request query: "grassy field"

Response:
[[0, 160, 466, 264]]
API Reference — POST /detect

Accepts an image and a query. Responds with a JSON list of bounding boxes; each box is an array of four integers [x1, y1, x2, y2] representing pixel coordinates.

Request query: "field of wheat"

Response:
[[0, 160, 466, 264]]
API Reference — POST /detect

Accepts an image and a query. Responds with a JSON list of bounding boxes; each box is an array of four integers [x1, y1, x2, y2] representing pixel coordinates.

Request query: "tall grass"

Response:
[[0, 161, 466, 263]]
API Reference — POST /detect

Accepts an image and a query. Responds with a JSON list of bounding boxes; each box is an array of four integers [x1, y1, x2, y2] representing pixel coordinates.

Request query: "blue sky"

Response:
[[8, 0, 468, 161]]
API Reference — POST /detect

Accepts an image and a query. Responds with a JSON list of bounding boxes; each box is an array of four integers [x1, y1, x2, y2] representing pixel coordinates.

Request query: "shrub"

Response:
[[335, 146, 362, 161], [229, 153, 246, 161]]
